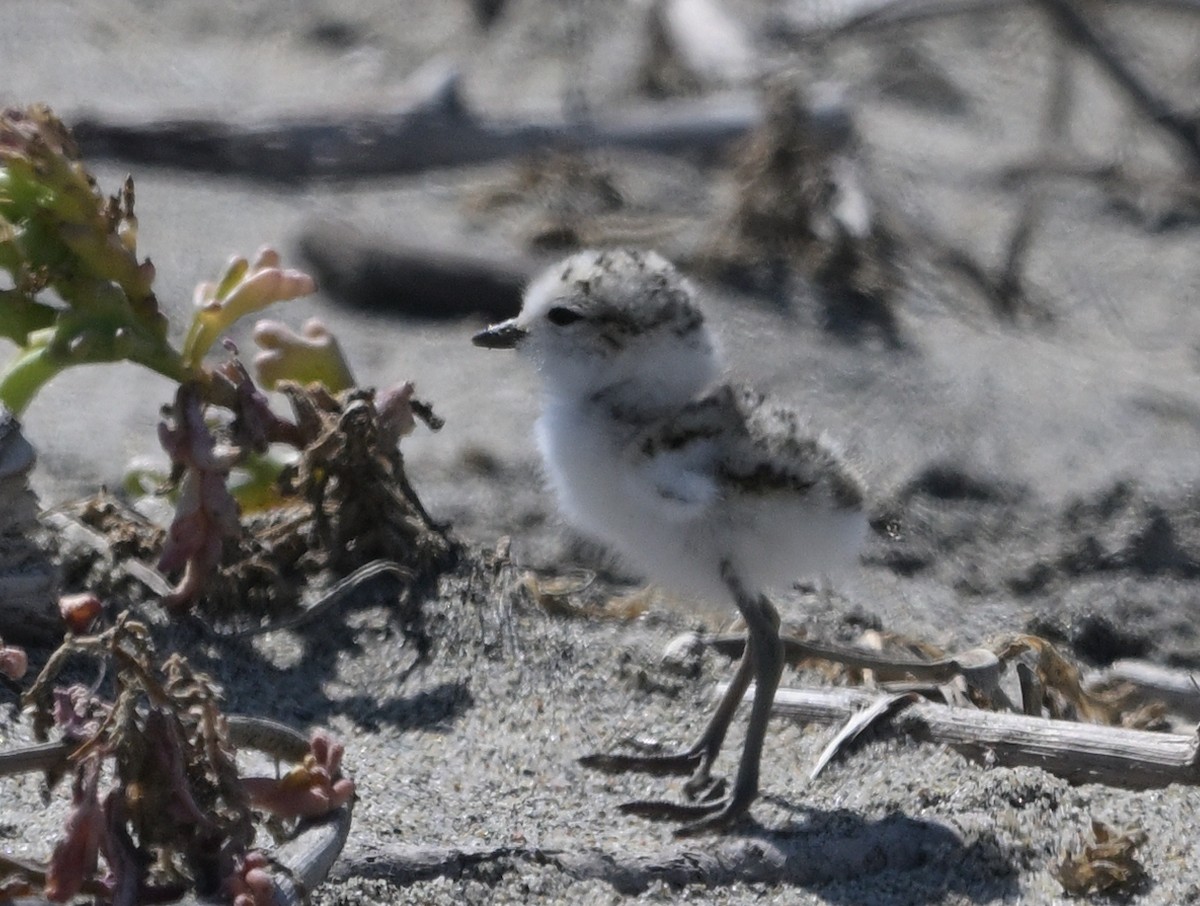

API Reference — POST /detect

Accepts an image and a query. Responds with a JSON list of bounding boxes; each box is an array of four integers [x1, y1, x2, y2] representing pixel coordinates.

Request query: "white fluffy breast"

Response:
[[535, 397, 866, 606]]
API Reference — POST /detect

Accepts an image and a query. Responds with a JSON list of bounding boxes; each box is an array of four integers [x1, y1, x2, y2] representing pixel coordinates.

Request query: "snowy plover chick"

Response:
[[473, 248, 867, 834]]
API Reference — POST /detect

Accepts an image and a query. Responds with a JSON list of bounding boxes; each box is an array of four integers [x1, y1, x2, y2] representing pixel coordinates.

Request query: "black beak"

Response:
[[472, 318, 527, 349]]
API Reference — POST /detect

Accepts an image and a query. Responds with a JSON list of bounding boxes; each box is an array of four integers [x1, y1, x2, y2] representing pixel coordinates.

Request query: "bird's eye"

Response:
[[547, 306, 583, 326]]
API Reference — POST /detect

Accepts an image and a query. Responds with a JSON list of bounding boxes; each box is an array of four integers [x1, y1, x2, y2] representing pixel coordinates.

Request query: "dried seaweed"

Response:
[[1056, 819, 1148, 897], [21, 616, 254, 902], [185, 383, 454, 627], [0, 614, 355, 903], [707, 75, 900, 306]]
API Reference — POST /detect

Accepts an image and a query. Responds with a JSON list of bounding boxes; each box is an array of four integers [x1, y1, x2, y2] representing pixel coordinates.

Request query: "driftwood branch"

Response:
[[753, 684, 1200, 789], [338, 811, 965, 894], [70, 75, 759, 182], [797, 0, 1022, 38], [702, 632, 1003, 686], [779, 0, 1200, 41]]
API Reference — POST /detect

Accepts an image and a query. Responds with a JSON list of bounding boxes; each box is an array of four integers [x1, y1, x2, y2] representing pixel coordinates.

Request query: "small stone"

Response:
[[661, 630, 705, 676]]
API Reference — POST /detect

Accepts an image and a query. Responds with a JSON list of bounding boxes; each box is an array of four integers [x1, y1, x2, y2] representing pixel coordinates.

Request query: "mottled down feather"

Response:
[[632, 383, 864, 511]]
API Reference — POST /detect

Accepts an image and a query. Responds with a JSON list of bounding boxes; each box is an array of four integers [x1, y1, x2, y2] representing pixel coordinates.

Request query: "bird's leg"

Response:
[[674, 573, 782, 834], [579, 626, 754, 784], [609, 562, 786, 836], [680, 648, 753, 798]]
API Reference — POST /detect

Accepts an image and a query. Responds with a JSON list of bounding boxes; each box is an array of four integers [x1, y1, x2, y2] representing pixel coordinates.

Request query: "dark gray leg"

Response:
[[587, 562, 785, 835], [672, 564, 782, 834], [686, 568, 783, 832], [579, 622, 753, 788]]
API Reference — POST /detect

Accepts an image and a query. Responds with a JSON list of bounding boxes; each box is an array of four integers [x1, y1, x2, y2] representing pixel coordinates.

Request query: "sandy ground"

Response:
[[3, 1, 1200, 903]]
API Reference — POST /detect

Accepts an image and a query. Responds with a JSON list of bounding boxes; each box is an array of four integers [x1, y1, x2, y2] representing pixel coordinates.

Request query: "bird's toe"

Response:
[[579, 748, 703, 777]]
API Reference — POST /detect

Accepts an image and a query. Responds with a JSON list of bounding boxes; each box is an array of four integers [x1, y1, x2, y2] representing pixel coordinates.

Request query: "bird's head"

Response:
[[473, 248, 719, 407]]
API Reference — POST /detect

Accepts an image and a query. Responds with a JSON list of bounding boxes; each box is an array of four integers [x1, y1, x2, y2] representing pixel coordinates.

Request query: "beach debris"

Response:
[[810, 691, 916, 780], [277, 383, 449, 570], [687, 626, 1194, 786], [662, 630, 707, 677], [1055, 819, 1147, 897], [1087, 659, 1200, 722], [521, 570, 658, 621], [704, 74, 904, 342], [998, 634, 1165, 728], [149, 380, 450, 626], [70, 82, 758, 181], [5, 614, 353, 904]]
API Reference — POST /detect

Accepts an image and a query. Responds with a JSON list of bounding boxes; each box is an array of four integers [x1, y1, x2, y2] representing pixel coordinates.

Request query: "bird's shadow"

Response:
[[740, 803, 1017, 902]]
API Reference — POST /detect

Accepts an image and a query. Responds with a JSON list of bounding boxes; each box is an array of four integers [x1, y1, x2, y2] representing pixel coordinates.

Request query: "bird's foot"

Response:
[[683, 772, 726, 802], [619, 793, 752, 837], [579, 747, 704, 777], [580, 748, 726, 799], [582, 745, 734, 830]]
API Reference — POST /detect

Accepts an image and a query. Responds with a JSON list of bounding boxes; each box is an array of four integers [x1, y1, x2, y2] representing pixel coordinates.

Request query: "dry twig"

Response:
[[333, 815, 964, 894], [756, 684, 1200, 788]]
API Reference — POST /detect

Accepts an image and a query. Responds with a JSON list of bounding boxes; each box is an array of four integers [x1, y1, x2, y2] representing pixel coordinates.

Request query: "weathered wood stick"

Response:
[[750, 683, 1200, 789], [336, 813, 964, 892], [808, 0, 1021, 36], [781, 0, 1200, 40], [703, 632, 1002, 686]]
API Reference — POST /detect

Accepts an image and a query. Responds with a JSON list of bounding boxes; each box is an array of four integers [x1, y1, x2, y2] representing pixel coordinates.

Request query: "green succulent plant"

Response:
[[0, 104, 318, 414]]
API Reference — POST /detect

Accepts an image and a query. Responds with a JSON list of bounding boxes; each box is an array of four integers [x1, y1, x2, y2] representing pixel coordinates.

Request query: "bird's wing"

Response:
[[628, 384, 864, 515], [625, 385, 748, 517], [719, 386, 865, 509]]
